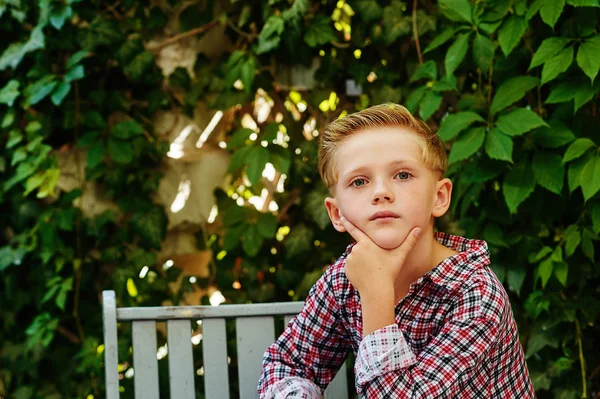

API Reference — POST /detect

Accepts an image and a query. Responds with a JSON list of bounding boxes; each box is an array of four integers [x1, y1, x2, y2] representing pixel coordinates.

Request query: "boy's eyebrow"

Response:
[[342, 159, 418, 179]]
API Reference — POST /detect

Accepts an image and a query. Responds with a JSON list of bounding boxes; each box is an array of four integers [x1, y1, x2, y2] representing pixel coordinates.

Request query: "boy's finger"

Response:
[[394, 227, 422, 258], [339, 217, 369, 243]]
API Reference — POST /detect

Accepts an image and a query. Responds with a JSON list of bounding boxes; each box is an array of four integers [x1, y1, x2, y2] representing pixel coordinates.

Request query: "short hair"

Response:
[[318, 103, 447, 188]]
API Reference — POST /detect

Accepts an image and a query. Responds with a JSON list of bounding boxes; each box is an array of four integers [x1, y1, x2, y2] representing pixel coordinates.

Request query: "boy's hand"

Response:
[[339, 216, 421, 297]]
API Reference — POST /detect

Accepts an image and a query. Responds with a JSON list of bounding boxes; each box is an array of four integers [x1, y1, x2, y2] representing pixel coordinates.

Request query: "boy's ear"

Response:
[[324, 197, 347, 232], [432, 178, 453, 217]]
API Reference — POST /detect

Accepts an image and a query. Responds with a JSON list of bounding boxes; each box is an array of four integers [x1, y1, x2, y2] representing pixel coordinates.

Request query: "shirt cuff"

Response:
[[262, 376, 322, 399], [355, 324, 417, 387]]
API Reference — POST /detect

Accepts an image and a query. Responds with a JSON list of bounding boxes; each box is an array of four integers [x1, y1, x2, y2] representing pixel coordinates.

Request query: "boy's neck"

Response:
[[393, 229, 458, 302]]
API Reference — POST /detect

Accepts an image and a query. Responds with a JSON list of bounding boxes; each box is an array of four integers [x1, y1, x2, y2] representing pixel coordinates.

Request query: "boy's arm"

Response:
[[257, 264, 351, 398], [354, 282, 531, 398]]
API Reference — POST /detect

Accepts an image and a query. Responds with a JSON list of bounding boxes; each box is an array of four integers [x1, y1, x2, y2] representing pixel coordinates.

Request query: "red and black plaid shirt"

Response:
[[258, 233, 534, 398]]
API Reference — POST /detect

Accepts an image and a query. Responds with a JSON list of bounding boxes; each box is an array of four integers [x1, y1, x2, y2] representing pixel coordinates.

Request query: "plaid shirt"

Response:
[[258, 233, 534, 398]]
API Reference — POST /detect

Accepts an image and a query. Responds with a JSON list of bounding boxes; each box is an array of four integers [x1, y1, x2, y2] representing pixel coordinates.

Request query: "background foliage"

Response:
[[1, 0, 600, 397]]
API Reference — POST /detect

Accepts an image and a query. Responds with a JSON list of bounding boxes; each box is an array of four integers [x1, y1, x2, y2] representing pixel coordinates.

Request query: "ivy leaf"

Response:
[[576, 35, 600, 83], [532, 120, 575, 148], [507, 267, 526, 295], [284, 224, 314, 259], [419, 91, 442, 120], [589, 201, 600, 233], [50, 81, 71, 106], [269, 146, 291, 174], [545, 81, 576, 104], [86, 140, 105, 168], [107, 138, 133, 164], [503, 161, 536, 213], [529, 37, 571, 70], [124, 51, 155, 82], [498, 16, 528, 56], [568, 153, 590, 192], [112, 120, 144, 139], [438, 111, 485, 141], [538, 258, 554, 288], [131, 207, 167, 249], [229, 128, 253, 149], [424, 27, 461, 54], [304, 15, 336, 48], [410, 60, 437, 82], [448, 127, 485, 164], [567, 0, 599, 5], [305, 189, 331, 230], [495, 108, 547, 136], [532, 152, 564, 194], [581, 228, 595, 261], [445, 32, 471, 77], [541, 46, 573, 85], [242, 224, 263, 257], [355, 1, 383, 22], [405, 86, 428, 114], [490, 76, 539, 115], [565, 225, 581, 256], [0, 25, 45, 71], [581, 154, 600, 201], [563, 138, 596, 163], [574, 81, 600, 111], [526, 0, 544, 20], [473, 33, 495, 73], [438, 0, 472, 23], [240, 57, 256, 93], [382, 3, 412, 44], [49, 4, 73, 30], [257, 213, 277, 238], [78, 18, 123, 50], [485, 128, 513, 162], [228, 146, 253, 173], [0, 80, 20, 106], [23, 75, 58, 107], [540, 0, 565, 28], [65, 65, 85, 83], [246, 146, 269, 185], [257, 16, 285, 54]]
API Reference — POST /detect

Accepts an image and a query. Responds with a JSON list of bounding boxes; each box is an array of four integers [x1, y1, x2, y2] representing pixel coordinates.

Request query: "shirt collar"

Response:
[[424, 232, 491, 291]]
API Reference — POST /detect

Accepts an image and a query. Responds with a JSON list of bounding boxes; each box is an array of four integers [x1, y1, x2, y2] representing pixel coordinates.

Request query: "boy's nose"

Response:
[[371, 182, 394, 203]]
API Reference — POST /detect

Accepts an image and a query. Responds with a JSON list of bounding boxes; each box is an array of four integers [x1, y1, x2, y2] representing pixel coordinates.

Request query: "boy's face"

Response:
[[324, 127, 452, 250]]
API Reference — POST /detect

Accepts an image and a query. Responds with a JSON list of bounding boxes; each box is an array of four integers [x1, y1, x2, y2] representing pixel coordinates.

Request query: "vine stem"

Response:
[[575, 318, 588, 398], [73, 80, 85, 345], [148, 20, 219, 52], [412, 0, 423, 65]]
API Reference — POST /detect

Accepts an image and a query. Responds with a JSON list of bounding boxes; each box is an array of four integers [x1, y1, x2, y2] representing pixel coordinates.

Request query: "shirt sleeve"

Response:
[[354, 281, 502, 398], [258, 266, 351, 398]]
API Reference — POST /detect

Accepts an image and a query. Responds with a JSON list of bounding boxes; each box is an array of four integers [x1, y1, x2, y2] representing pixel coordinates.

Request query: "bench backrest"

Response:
[[102, 290, 349, 398]]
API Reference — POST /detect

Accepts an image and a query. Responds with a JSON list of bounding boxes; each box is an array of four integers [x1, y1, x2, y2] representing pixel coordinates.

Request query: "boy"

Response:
[[257, 104, 534, 398]]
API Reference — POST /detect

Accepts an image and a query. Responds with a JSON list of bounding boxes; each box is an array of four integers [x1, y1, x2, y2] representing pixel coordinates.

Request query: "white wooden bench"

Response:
[[102, 290, 350, 398]]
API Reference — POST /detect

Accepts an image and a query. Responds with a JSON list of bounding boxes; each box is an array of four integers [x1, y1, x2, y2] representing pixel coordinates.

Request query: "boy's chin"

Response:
[[368, 234, 406, 250]]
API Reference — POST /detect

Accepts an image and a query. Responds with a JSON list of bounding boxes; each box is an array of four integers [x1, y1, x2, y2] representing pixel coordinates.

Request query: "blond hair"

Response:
[[318, 103, 447, 188]]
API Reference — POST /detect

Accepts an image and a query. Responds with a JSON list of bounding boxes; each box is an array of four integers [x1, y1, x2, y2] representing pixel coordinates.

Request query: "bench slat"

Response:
[[102, 291, 120, 399], [167, 320, 195, 399], [117, 302, 304, 321], [132, 321, 159, 399], [236, 317, 275, 399], [324, 364, 349, 399], [202, 318, 230, 399]]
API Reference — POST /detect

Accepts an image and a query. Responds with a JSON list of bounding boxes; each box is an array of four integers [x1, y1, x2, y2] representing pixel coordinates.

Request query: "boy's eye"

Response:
[[396, 171, 411, 180], [351, 178, 366, 187]]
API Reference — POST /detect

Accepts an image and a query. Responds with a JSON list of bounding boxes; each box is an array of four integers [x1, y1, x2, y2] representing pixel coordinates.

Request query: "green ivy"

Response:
[[1, 0, 599, 398]]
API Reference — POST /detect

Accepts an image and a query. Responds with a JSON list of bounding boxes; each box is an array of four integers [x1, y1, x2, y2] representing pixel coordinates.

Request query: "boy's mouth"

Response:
[[370, 210, 400, 220]]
